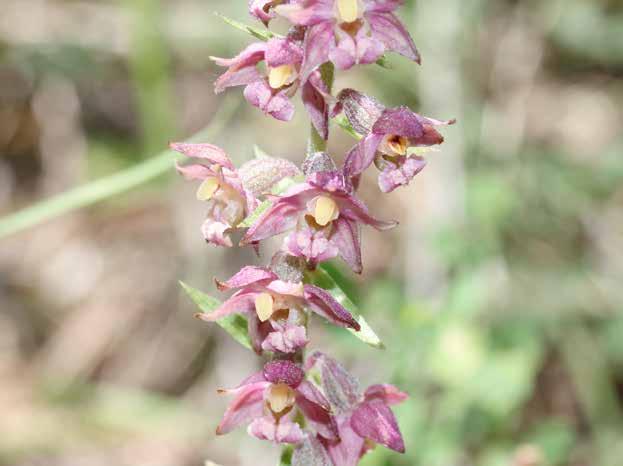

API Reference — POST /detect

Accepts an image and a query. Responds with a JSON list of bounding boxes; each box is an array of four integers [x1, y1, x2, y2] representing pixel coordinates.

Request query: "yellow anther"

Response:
[[387, 136, 409, 156], [196, 177, 220, 201], [268, 65, 295, 89], [337, 0, 359, 23], [267, 383, 296, 413], [255, 292, 274, 322], [313, 196, 339, 227]]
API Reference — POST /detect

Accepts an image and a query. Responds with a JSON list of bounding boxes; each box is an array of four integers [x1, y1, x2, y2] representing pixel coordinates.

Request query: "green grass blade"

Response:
[[179, 281, 251, 350], [0, 96, 241, 240]]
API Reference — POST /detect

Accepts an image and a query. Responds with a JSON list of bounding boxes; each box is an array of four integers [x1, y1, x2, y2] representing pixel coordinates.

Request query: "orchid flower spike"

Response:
[[211, 34, 331, 139], [241, 168, 397, 273], [196, 266, 360, 354], [275, 0, 420, 81], [337, 88, 455, 192], [216, 360, 338, 444]]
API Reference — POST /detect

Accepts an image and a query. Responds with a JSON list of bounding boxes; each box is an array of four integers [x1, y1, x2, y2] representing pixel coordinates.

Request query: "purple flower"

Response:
[[275, 0, 420, 80], [241, 169, 397, 273], [337, 88, 455, 192], [172, 143, 258, 247], [211, 35, 331, 139], [196, 265, 360, 354], [216, 360, 338, 444], [306, 352, 408, 464]]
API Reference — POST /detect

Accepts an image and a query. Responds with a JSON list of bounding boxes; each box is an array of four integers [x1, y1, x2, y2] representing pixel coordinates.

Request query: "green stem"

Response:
[[0, 96, 241, 240]]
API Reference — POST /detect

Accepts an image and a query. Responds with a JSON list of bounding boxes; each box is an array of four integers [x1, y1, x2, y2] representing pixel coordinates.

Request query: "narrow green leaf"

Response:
[[239, 176, 303, 228], [214, 12, 278, 42], [179, 281, 252, 350], [305, 267, 384, 349], [333, 114, 362, 140]]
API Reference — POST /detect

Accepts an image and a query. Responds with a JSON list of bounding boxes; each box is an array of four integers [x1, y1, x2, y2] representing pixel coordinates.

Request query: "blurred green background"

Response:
[[1, 0, 622, 465]]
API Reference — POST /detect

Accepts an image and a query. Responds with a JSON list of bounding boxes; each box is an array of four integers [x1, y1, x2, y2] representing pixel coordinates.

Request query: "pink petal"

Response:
[[350, 399, 406, 453], [261, 325, 309, 353], [297, 380, 332, 411], [210, 42, 267, 68], [248, 416, 306, 444], [364, 0, 405, 13], [339, 194, 398, 230], [331, 217, 363, 274], [248, 316, 272, 354], [265, 280, 305, 297], [242, 194, 307, 244], [215, 266, 277, 291], [325, 415, 366, 466], [296, 390, 338, 440], [364, 384, 409, 406], [275, 1, 334, 26], [249, 0, 276, 25], [283, 227, 339, 267], [170, 142, 234, 169], [265, 37, 304, 67], [201, 219, 234, 247], [216, 381, 270, 435], [378, 156, 426, 193], [330, 29, 357, 70], [300, 21, 334, 82], [372, 107, 424, 138], [302, 72, 330, 140], [243, 80, 296, 121], [175, 162, 215, 181], [214, 65, 263, 93], [343, 133, 384, 178], [196, 291, 256, 322], [367, 11, 420, 63]]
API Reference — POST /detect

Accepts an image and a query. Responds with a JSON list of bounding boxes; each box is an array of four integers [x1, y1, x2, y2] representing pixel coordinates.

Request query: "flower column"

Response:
[[174, 1, 454, 464]]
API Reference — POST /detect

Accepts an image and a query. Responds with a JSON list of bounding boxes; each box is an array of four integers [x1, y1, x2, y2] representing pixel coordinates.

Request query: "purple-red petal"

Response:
[[216, 381, 269, 435], [170, 142, 234, 169], [364, 384, 409, 406], [367, 11, 420, 63], [350, 399, 406, 453], [304, 285, 361, 330], [215, 266, 277, 291]]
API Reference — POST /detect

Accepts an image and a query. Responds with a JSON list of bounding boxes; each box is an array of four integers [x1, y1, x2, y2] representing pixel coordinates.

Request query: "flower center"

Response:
[[271, 308, 290, 321], [387, 135, 409, 156], [268, 64, 296, 89], [337, 0, 360, 23], [313, 196, 339, 227], [267, 383, 296, 414], [196, 176, 220, 201], [255, 292, 274, 322]]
